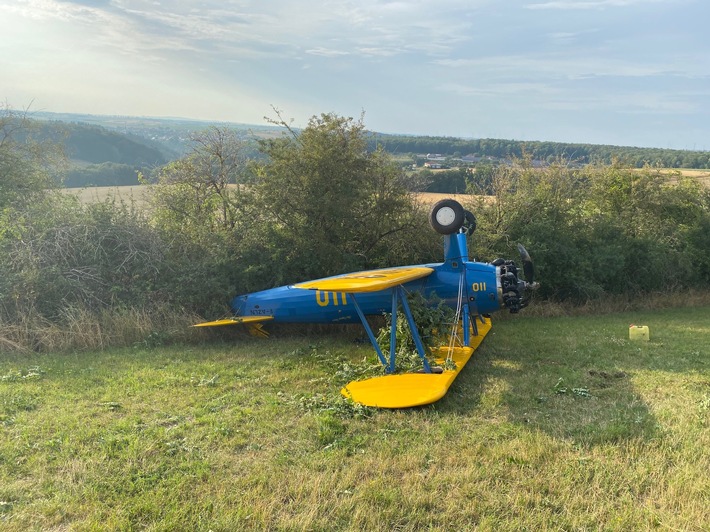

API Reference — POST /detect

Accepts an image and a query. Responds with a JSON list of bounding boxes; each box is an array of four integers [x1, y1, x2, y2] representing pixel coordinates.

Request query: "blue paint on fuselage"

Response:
[[229, 259, 501, 324]]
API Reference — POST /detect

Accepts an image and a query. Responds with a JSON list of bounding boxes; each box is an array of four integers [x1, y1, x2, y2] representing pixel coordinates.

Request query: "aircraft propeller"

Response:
[[516, 243, 536, 288], [516, 243, 539, 308]]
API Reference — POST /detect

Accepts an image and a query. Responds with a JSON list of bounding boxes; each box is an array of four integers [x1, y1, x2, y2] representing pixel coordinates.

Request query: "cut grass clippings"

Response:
[[1, 306, 708, 530]]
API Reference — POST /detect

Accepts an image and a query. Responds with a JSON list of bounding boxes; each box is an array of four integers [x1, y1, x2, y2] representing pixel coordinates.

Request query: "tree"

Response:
[[253, 111, 427, 283], [148, 126, 257, 233], [145, 126, 265, 312], [422, 168, 469, 193], [0, 106, 65, 210]]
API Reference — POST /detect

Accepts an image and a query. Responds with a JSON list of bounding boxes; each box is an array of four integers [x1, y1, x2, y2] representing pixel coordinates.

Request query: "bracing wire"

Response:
[[446, 269, 466, 362]]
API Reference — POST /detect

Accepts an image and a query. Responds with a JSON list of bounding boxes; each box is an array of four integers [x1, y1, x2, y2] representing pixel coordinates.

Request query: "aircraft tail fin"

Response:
[[248, 323, 269, 338]]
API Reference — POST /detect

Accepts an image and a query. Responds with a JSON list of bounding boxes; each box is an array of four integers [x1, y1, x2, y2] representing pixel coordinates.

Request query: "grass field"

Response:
[[1, 306, 708, 530]]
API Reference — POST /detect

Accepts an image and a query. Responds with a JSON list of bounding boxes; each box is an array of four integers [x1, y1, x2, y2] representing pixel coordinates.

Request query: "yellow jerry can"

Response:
[[629, 325, 650, 341]]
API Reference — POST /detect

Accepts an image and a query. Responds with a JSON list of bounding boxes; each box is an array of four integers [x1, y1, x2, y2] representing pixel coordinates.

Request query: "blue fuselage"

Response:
[[230, 234, 504, 323]]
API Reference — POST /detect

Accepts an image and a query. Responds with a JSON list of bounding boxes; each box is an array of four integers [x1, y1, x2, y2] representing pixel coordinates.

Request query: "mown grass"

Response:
[[1, 306, 708, 530]]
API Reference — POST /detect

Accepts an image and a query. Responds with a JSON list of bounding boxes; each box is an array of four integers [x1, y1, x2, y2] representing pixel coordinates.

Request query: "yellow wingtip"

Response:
[[192, 316, 274, 328]]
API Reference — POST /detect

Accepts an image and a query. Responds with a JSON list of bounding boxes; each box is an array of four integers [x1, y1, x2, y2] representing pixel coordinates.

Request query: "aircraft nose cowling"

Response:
[[494, 245, 539, 313], [498, 264, 525, 313]]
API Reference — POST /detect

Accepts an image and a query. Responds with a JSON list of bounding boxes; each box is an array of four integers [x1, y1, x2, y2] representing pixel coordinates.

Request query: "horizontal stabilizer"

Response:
[[294, 267, 434, 293], [192, 316, 274, 328]]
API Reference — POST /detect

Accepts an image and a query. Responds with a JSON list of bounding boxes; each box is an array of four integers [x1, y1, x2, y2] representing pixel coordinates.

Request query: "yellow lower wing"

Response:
[[294, 267, 434, 293], [341, 317, 492, 408]]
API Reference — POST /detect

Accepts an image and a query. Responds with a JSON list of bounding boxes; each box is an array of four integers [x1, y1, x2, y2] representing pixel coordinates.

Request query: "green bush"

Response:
[[0, 195, 165, 319], [3, 108, 710, 352], [472, 160, 710, 302]]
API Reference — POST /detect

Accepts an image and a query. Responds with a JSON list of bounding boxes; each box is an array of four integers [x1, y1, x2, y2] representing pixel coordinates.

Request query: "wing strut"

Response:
[[350, 285, 432, 374]]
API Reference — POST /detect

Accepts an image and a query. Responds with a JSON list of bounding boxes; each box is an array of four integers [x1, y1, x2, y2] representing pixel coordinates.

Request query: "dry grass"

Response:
[[0, 306, 201, 353], [62, 186, 492, 209], [657, 168, 710, 187], [415, 191, 495, 207], [63, 185, 151, 208], [518, 289, 710, 319], [61, 166, 709, 210]]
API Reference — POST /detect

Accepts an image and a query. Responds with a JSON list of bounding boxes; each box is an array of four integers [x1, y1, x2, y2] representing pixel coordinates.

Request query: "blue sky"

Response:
[[1, 0, 708, 148]]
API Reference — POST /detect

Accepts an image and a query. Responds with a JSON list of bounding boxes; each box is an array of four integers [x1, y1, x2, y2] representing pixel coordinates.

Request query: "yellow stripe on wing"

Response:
[[294, 267, 434, 293]]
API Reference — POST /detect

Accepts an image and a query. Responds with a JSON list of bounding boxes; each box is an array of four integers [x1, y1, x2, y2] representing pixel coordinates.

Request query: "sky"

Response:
[[1, 0, 709, 149]]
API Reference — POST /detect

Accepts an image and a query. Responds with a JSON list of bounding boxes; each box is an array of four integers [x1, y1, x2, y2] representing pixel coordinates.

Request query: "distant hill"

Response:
[[22, 111, 710, 188], [33, 111, 283, 155], [34, 121, 176, 187], [30, 112, 283, 187]]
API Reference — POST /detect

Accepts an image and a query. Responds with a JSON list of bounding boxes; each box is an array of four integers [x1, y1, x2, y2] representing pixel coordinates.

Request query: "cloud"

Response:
[[541, 91, 698, 114], [525, 0, 669, 9], [432, 52, 706, 80], [1, 0, 708, 147], [2, 0, 493, 64], [436, 81, 558, 97], [305, 48, 350, 57], [355, 47, 401, 57]]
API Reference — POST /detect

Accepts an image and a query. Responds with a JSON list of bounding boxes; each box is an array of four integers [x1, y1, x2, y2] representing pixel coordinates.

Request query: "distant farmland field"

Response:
[[61, 186, 485, 208], [61, 169, 709, 209], [661, 168, 710, 186], [63, 185, 152, 208]]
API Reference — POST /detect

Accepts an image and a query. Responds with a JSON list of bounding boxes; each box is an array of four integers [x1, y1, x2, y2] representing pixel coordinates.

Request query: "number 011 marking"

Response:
[[471, 282, 487, 292], [316, 291, 348, 307]]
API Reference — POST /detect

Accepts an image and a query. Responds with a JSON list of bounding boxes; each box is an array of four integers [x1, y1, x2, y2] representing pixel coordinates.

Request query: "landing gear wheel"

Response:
[[429, 199, 465, 235], [463, 210, 477, 236]]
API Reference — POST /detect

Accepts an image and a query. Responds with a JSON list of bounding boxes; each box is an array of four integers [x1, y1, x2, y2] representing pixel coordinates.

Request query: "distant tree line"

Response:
[[64, 162, 142, 187], [369, 134, 710, 169], [18, 117, 710, 192], [2, 106, 710, 351]]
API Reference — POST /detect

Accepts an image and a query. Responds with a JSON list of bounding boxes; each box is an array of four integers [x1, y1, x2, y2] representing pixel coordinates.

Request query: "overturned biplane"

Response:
[[195, 199, 537, 408]]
